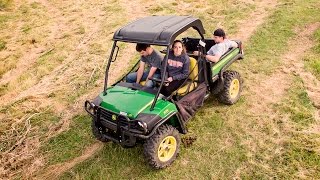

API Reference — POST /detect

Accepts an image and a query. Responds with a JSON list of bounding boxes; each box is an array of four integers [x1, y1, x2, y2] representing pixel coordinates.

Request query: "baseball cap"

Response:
[[213, 28, 225, 37]]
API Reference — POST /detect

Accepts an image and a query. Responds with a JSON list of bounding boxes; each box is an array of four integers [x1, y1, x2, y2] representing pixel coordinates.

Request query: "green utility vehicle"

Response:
[[85, 16, 244, 169]]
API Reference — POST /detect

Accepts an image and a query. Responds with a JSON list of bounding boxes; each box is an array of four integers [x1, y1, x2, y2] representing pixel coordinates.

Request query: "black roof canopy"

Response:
[[113, 16, 205, 46]]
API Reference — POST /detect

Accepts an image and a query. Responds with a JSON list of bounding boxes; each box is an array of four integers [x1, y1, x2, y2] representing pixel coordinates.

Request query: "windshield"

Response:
[[106, 41, 167, 86]]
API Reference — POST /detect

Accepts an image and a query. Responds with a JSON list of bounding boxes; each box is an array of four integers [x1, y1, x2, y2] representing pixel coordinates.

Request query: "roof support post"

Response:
[[150, 46, 170, 111], [103, 41, 117, 95]]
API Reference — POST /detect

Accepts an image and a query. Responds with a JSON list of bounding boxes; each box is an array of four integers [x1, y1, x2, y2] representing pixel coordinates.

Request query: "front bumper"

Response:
[[85, 100, 148, 147]]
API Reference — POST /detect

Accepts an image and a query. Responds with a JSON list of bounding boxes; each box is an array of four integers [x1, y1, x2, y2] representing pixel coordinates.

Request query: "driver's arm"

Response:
[[136, 61, 145, 83], [147, 66, 158, 79]]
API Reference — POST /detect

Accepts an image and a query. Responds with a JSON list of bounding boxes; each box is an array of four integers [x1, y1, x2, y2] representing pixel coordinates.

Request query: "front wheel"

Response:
[[143, 124, 181, 169], [217, 70, 242, 105]]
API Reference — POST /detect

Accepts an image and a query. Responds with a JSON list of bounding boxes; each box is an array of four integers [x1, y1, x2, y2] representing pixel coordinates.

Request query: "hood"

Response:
[[98, 85, 156, 119]]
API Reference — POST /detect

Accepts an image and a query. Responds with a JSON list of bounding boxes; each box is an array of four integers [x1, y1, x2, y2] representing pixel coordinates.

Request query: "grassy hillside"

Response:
[[0, 0, 319, 179]]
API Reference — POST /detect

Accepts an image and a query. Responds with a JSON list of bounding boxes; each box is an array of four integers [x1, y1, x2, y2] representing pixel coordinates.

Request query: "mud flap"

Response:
[[176, 83, 207, 123]]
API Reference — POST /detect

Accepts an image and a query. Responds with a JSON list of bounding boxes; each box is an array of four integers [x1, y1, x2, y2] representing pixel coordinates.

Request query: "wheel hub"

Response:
[[229, 79, 240, 99], [158, 136, 177, 162]]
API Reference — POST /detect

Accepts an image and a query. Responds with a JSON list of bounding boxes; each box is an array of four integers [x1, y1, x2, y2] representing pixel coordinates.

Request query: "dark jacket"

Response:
[[166, 51, 190, 80]]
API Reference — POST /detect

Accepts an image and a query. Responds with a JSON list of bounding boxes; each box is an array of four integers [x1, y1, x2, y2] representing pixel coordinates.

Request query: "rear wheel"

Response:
[[144, 124, 180, 169], [217, 70, 242, 105], [91, 120, 109, 142]]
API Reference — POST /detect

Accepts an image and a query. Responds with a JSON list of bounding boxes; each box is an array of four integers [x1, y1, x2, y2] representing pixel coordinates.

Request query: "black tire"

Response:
[[91, 120, 109, 142], [211, 78, 224, 95], [143, 124, 181, 169], [217, 70, 242, 105]]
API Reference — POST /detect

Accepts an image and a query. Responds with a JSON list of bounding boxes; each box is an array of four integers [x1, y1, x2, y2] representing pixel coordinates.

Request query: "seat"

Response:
[[176, 57, 198, 96], [140, 81, 146, 86]]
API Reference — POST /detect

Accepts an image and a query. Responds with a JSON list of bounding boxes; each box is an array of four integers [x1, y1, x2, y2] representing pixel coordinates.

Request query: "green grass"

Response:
[[0, 0, 131, 179], [0, 0, 12, 10], [35, 51, 65, 79], [40, 0, 320, 179], [266, 77, 319, 178], [0, 53, 21, 79], [76, 26, 85, 35], [30, 110, 61, 132], [60, 103, 247, 179], [0, 39, 5, 51], [30, 2, 41, 9], [146, 0, 255, 38], [219, 1, 255, 35], [304, 28, 320, 80], [21, 24, 32, 33], [275, 76, 315, 127], [147, 2, 176, 14], [0, 14, 9, 24], [88, 42, 104, 55], [2, 0, 320, 179], [0, 82, 8, 96], [0, 104, 60, 152], [281, 133, 320, 178], [41, 115, 96, 165], [243, 0, 320, 75]]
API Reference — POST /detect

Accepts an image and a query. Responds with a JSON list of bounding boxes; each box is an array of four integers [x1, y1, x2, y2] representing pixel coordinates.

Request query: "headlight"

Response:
[[137, 121, 148, 133]]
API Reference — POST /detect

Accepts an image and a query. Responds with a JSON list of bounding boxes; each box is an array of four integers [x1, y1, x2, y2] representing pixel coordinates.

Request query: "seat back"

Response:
[[188, 57, 198, 81], [176, 57, 198, 96]]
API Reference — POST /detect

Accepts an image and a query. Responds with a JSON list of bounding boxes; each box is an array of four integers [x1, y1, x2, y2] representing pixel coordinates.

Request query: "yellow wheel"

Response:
[[144, 125, 180, 169], [229, 79, 240, 99], [158, 136, 177, 162], [218, 70, 242, 105]]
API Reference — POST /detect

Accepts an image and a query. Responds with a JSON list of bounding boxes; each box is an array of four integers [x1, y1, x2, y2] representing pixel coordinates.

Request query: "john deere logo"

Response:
[[112, 114, 117, 121]]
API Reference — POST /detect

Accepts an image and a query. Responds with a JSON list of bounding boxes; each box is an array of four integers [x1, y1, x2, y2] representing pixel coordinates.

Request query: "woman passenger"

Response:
[[161, 40, 190, 97]]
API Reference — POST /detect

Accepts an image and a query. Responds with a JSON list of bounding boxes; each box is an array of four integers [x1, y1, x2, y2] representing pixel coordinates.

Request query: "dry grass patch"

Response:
[[2, 0, 319, 179], [0, 0, 130, 178], [0, 0, 12, 10], [304, 28, 320, 80]]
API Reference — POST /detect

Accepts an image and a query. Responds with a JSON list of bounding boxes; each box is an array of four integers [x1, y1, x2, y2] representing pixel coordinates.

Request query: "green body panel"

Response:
[[140, 98, 177, 118], [99, 85, 177, 119], [211, 48, 240, 76]]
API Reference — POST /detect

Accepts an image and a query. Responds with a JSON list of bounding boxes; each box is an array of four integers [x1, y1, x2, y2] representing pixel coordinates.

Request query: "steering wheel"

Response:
[[148, 77, 169, 83]]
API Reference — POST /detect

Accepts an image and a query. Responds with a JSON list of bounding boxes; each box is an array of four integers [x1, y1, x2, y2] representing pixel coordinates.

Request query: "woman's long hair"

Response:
[[171, 40, 186, 55]]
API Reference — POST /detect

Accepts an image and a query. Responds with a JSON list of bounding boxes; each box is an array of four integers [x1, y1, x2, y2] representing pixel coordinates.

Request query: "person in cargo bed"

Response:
[[193, 28, 238, 63]]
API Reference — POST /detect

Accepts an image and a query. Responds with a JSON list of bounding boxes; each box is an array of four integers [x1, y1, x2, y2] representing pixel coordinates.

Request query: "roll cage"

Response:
[[103, 16, 208, 110]]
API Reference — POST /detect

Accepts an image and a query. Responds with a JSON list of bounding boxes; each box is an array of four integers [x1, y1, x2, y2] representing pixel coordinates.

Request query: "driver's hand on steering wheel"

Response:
[[167, 77, 173, 82], [164, 77, 173, 86]]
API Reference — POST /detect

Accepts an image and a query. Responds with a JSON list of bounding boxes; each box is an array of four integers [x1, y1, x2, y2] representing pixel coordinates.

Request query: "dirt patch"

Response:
[[232, 0, 278, 42], [120, 0, 149, 19], [247, 71, 291, 114], [239, 23, 320, 177], [246, 23, 320, 120], [32, 0, 283, 178], [35, 142, 104, 180], [282, 23, 320, 109], [0, 1, 155, 178], [0, 1, 114, 178], [0, 0, 290, 178]]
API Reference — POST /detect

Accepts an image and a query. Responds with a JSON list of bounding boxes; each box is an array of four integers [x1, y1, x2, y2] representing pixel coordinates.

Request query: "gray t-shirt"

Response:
[[207, 39, 237, 56], [141, 49, 163, 69]]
